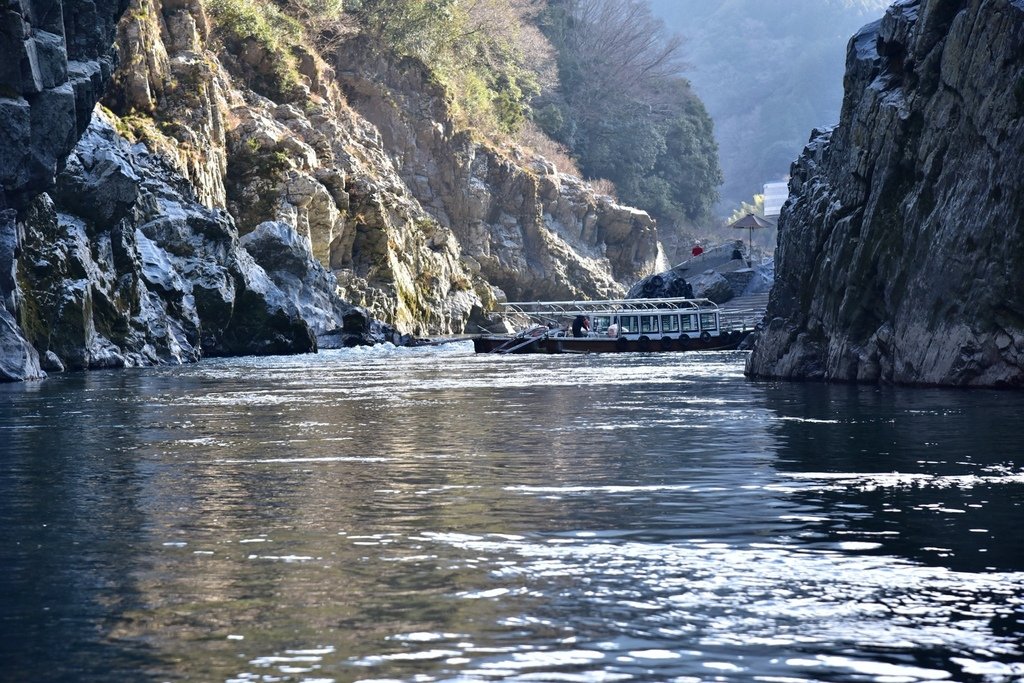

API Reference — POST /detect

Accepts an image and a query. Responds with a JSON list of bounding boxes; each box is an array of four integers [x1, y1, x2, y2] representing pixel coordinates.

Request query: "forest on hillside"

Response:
[[144, 0, 897, 253], [337, 0, 722, 245], [648, 0, 890, 214], [195, 0, 726, 257]]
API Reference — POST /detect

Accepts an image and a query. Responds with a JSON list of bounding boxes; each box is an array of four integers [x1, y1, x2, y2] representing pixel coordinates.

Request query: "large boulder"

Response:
[[14, 113, 317, 371], [688, 271, 734, 304], [1, 304, 43, 382], [627, 247, 775, 304], [747, 0, 1024, 387], [241, 221, 406, 347]]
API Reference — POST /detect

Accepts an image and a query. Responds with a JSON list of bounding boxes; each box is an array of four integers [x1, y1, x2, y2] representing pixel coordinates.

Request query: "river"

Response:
[[1, 345, 1022, 682]]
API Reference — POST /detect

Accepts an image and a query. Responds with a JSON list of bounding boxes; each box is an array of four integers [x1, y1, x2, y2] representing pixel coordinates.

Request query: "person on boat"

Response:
[[572, 315, 590, 337], [606, 322, 619, 337]]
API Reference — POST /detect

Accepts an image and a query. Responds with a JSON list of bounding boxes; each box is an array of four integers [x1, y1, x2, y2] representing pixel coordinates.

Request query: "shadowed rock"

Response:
[[1, 0, 129, 380], [748, 0, 1024, 387]]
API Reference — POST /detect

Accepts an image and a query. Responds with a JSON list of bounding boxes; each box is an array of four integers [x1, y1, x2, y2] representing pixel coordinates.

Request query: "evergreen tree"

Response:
[[537, 0, 722, 230]]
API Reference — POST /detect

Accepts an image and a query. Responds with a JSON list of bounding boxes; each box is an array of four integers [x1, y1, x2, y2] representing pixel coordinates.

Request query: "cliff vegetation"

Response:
[[5, 0, 720, 380], [535, 0, 722, 259]]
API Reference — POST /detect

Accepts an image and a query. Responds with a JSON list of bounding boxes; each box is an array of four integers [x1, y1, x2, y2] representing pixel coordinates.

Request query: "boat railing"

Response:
[[503, 297, 719, 317], [719, 306, 765, 332]]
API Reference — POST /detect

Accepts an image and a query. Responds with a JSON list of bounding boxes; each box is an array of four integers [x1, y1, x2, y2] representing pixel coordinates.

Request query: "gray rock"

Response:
[[206, 246, 316, 357], [719, 270, 748, 295], [242, 220, 402, 347], [689, 271, 734, 304], [10, 114, 322, 373], [55, 135, 143, 225], [334, 36, 657, 303], [627, 250, 776, 304], [23, 29, 69, 92], [0, 0, 129, 211], [0, 209, 18, 312], [747, 0, 1024, 387], [1, 306, 44, 381], [0, 0, 128, 382], [0, 97, 32, 196], [1, 207, 43, 381], [742, 263, 774, 296], [41, 349, 64, 373], [241, 221, 316, 278]]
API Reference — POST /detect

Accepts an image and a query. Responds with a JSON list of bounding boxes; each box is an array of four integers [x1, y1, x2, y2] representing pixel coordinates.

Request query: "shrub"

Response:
[[345, 0, 552, 136], [206, 0, 305, 102]]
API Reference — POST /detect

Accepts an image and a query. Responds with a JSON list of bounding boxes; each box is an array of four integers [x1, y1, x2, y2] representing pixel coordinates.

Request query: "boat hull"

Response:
[[473, 331, 750, 354]]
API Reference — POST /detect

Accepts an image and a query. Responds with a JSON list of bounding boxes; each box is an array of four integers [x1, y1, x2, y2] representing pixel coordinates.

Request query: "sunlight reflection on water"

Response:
[[1, 343, 1023, 682]]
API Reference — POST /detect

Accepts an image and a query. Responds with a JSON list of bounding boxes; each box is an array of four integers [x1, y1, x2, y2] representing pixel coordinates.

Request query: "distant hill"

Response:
[[648, 0, 889, 215]]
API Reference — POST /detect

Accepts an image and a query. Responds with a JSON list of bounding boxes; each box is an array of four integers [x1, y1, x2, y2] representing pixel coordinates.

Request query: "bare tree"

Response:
[[555, 0, 688, 121], [459, 0, 558, 91]]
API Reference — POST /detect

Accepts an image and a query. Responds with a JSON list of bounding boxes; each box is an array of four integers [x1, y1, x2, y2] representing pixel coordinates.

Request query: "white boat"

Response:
[[473, 297, 755, 354]]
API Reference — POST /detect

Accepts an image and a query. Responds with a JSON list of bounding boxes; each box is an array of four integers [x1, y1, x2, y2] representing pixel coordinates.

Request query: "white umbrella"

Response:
[[727, 213, 772, 262]]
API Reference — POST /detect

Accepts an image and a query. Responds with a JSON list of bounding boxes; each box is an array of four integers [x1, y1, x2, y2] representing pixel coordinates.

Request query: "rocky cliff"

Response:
[[334, 37, 662, 303], [104, 0, 663, 326], [2, 0, 387, 382], [2, 0, 129, 380], [747, 0, 1024, 387], [1, 0, 127, 209], [2, 0, 665, 381]]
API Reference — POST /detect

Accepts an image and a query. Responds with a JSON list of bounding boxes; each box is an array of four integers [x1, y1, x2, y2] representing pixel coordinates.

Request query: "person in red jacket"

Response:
[[691, 244, 704, 257]]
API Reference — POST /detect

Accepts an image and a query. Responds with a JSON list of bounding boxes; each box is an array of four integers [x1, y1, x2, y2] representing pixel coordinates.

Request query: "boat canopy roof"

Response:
[[503, 297, 719, 316]]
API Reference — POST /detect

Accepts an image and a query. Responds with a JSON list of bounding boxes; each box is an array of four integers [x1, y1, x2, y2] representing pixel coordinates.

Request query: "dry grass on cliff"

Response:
[[508, 121, 619, 198], [588, 177, 617, 199], [514, 121, 581, 176]]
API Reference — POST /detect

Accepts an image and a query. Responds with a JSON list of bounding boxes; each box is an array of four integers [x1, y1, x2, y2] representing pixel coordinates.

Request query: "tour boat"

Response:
[[473, 297, 755, 354]]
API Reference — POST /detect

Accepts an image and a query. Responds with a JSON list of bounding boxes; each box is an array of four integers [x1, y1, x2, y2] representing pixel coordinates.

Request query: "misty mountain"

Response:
[[649, 0, 889, 215]]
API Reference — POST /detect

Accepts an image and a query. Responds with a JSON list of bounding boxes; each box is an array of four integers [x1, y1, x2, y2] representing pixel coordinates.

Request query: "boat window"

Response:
[[640, 315, 659, 334], [700, 312, 718, 330], [591, 316, 612, 334], [660, 315, 680, 333], [619, 315, 639, 334], [680, 314, 698, 332]]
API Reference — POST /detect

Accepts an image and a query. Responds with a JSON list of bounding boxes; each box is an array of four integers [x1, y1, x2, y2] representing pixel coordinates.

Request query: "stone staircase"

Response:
[[719, 292, 770, 333]]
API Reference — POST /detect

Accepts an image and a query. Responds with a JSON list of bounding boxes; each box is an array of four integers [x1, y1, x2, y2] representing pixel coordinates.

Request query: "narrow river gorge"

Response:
[[2, 346, 1022, 682]]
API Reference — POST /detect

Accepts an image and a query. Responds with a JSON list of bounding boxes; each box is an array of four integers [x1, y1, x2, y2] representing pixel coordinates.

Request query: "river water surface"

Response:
[[1, 345, 1023, 683]]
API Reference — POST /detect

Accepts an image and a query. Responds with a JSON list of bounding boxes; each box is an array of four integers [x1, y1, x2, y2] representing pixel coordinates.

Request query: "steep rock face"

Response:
[[104, 1, 662, 334], [2, 0, 673, 381], [1, 0, 129, 380], [747, 0, 1024, 387], [1, 0, 128, 210], [335, 37, 663, 303], [107, 0, 229, 209], [241, 220, 404, 347], [17, 114, 317, 371], [105, 0, 496, 335]]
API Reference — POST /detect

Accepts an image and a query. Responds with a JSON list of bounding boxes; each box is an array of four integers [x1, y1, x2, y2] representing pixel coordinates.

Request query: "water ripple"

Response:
[[2, 345, 1023, 682]]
